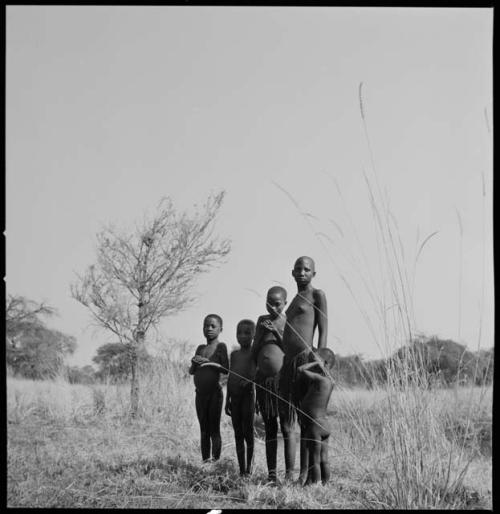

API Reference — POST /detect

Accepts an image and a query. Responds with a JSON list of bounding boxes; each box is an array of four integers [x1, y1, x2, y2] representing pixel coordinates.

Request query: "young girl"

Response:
[[189, 314, 229, 462]]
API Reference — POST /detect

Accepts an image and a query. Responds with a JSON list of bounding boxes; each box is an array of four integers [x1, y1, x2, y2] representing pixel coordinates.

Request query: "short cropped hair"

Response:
[[204, 314, 223, 328], [295, 256, 315, 270], [267, 285, 287, 299], [237, 319, 256, 331]]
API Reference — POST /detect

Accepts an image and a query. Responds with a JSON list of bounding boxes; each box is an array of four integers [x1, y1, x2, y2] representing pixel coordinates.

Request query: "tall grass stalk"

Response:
[[270, 83, 491, 508]]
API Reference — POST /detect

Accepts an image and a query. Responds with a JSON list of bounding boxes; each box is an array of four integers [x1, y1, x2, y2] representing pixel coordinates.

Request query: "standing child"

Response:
[[280, 256, 328, 482], [252, 286, 287, 483], [225, 319, 257, 476], [189, 314, 229, 462], [296, 347, 335, 485]]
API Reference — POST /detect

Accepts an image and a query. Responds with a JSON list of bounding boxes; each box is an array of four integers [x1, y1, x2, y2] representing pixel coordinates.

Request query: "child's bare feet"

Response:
[[295, 474, 307, 486]]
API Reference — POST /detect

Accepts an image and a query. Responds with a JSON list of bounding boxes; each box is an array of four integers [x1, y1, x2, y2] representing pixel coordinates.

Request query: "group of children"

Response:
[[189, 256, 335, 486]]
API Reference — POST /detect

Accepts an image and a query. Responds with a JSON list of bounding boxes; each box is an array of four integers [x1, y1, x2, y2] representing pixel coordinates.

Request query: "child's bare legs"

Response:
[[278, 372, 297, 481], [242, 393, 255, 474], [303, 425, 330, 486], [195, 392, 212, 461], [231, 410, 246, 474], [208, 387, 223, 460], [231, 393, 255, 475], [261, 412, 278, 481], [196, 388, 222, 461], [278, 407, 297, 480], [304, 436, 322, 485], [297, 429, 309, 485], [320, 435, 330, 484]]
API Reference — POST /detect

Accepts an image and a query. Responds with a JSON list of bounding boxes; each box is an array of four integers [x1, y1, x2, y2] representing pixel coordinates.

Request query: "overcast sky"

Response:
[[6, 6, 493, 366]]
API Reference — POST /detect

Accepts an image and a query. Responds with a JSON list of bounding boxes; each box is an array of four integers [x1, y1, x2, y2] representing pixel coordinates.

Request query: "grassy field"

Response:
[[7, 357, 492, 509]]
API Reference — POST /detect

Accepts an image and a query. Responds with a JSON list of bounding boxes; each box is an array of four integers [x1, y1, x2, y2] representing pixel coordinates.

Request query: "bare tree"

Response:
[[71, 191, 231, 416]]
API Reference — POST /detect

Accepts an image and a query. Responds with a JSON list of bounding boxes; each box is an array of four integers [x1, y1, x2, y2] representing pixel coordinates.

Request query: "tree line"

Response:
[[332, 337, 494, 388], [6, 191, 493, 416], [7, 294, 493, 390]]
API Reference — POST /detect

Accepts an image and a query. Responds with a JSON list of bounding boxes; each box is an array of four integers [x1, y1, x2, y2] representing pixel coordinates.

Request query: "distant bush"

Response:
[[332, 337, 493, 389], [392, 337, 494, 387], [66, 365, 96, 385], [6, 294, 77, 380], [92, 342, 153, 383]]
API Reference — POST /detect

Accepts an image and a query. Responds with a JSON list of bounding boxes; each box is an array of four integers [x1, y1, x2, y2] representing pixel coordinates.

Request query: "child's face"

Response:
[[236, 323, 254, 348], [203, 317, 222, 341], [292, 258, 316, 286], [266, 291, 286, 318]]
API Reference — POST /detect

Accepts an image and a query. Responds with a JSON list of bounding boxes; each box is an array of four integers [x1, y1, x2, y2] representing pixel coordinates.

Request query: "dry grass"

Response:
[[265, 82, 493, 509], [8, 85, 492, 509], [7, 365, 491, 509]]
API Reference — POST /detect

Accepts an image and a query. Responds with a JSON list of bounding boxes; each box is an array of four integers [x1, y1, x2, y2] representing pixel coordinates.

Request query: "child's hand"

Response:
[[192, 355, 208, 364], [262, 319, 275, 332]]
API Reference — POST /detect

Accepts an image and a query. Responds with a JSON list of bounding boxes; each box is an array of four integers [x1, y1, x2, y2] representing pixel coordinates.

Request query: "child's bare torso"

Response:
[[300, 374, 333, 421], [198, 341, 219, 359], [255, 315, 285, 377], [227, 349, 255, 394], [283, 290, 318, 357], [194, 342, 224, 393]]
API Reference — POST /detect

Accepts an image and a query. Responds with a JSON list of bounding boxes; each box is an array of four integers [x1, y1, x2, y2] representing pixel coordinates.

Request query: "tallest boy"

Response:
[[279, 256, 328, 482]]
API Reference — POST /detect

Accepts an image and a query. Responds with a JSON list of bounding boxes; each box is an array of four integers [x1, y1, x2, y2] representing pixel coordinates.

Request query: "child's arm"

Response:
[[299, 367, 321, 381], [314, 289, 328, 349], [189, 345, 205, 375], [251, 316, 265, 363], [299, 357, 330, 380], [224, 351, 234, 416], [215, 342, 229, 374], [261, 318, 284, 345], [297, 361, 322, 373]]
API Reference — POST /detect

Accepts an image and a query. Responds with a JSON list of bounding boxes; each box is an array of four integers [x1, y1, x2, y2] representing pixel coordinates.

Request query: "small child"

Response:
[[296, 347, 335, 485], [225, 319, 257, 476], [251, 286, 287, 483], [189, 314, 229, 462]]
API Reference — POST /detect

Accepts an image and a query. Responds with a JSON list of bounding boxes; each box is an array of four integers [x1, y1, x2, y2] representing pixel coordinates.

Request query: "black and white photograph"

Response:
[[6, 5, 493, 509]]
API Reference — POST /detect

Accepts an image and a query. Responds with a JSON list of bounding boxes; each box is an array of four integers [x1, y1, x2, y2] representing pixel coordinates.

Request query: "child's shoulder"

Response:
[[312, 288, 326, 300]]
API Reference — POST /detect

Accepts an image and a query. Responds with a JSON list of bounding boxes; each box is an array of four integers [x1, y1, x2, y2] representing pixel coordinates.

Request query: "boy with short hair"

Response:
[[189, 314, 229, 462], [296, 347, 335, 485], [280, 256, 328, 482], [225, 319, 257, 476], [251, 286, 287, 483]]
